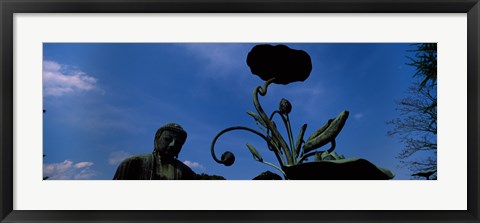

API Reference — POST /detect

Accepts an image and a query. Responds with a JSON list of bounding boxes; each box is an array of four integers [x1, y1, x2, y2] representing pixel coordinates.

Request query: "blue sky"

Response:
[[42, 43, 429, 180]]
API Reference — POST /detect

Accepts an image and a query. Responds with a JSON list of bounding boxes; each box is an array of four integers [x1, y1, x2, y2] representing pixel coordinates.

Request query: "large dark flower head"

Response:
[[246, 44, 312, 85]]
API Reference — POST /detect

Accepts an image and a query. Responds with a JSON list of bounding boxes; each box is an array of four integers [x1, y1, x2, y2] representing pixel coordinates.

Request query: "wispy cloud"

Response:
[[180, 44, 250, 79], [74, 161, 94, 168], [53, 101, 145, 135], [176, 43, 261, 100], [43, 60, 97, 97], [43, 160, 97, 180], [270, 82, 327, 119], [354, 113, 364, 120], [183, 160, 206, 171], [74, 167, 97, 180], [108, 151, 132, 165]]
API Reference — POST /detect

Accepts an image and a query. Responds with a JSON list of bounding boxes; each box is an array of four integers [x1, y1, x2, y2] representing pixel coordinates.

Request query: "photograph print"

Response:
[[42, 43, 437, 180]]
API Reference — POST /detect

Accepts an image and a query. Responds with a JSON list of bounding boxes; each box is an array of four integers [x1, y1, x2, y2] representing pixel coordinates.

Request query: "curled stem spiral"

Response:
[[210, 126, 285, 167]]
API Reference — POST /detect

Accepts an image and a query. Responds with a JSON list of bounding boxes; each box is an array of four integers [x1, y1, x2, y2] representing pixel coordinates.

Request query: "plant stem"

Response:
[[271, 112, 296, 164], [262, 161, 287, 179], [297, 140, 336, 163], [210, 126, 284, 167], [253, 79, 294, 165], [285, 114, 296, 163]]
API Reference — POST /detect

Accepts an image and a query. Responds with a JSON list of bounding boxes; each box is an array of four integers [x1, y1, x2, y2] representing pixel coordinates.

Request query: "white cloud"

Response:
[[354, 113, 364, 120], [74, 162, 94, 169], [44, 60, 61, 70], [43, 60, 97, 96], [108, 151, 131, 165], [74, 167, 97, 180], [43, 160, 97, 180], [43, 160, 72, 175], [183, 160, 206, 171]]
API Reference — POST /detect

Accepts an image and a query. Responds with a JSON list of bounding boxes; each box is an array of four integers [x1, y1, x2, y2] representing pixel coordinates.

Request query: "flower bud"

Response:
[[221, 151, 235, 166], [279, 98, 292, 115]]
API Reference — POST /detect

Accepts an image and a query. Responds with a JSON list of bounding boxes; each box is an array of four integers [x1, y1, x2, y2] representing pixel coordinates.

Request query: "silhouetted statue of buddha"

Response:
[[113, 123, 196, 180]]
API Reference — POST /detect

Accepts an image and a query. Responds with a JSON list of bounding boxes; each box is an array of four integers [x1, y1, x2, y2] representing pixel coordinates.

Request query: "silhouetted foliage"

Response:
[[411, 169, 437, 180], [252, 171, 283, 180], [43, 110, 48, 180], [43, 154, 48, 180], [194, 173, 226, 180], [388, 43, 437, 179], [406, 43, 437, 89]]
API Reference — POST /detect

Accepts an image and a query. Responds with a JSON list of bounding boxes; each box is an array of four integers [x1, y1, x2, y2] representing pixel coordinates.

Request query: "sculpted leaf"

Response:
[[247, 111, 267, 128], [303, 110, 349, 153], [294, 124, 308, 157], [246, 143, 263, 162]]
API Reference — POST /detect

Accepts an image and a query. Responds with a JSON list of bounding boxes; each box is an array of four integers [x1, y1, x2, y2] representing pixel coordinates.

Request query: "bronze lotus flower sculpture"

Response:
[[211, 44, 394, 180]]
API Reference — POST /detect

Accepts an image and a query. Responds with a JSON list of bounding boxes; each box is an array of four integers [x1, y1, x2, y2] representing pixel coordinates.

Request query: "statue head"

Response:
[[153, 123, 187, 159]]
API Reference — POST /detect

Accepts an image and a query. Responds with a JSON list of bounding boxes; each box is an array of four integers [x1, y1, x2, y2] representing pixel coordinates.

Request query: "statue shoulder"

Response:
[[113, 153, 153, 180], [120, 153, 152, 165], [175, 159, 191, 169], [175, 160, 196, 178]]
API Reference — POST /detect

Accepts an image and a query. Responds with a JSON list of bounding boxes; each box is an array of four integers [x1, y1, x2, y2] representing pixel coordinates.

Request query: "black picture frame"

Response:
[[1, 0, 479, 222]]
